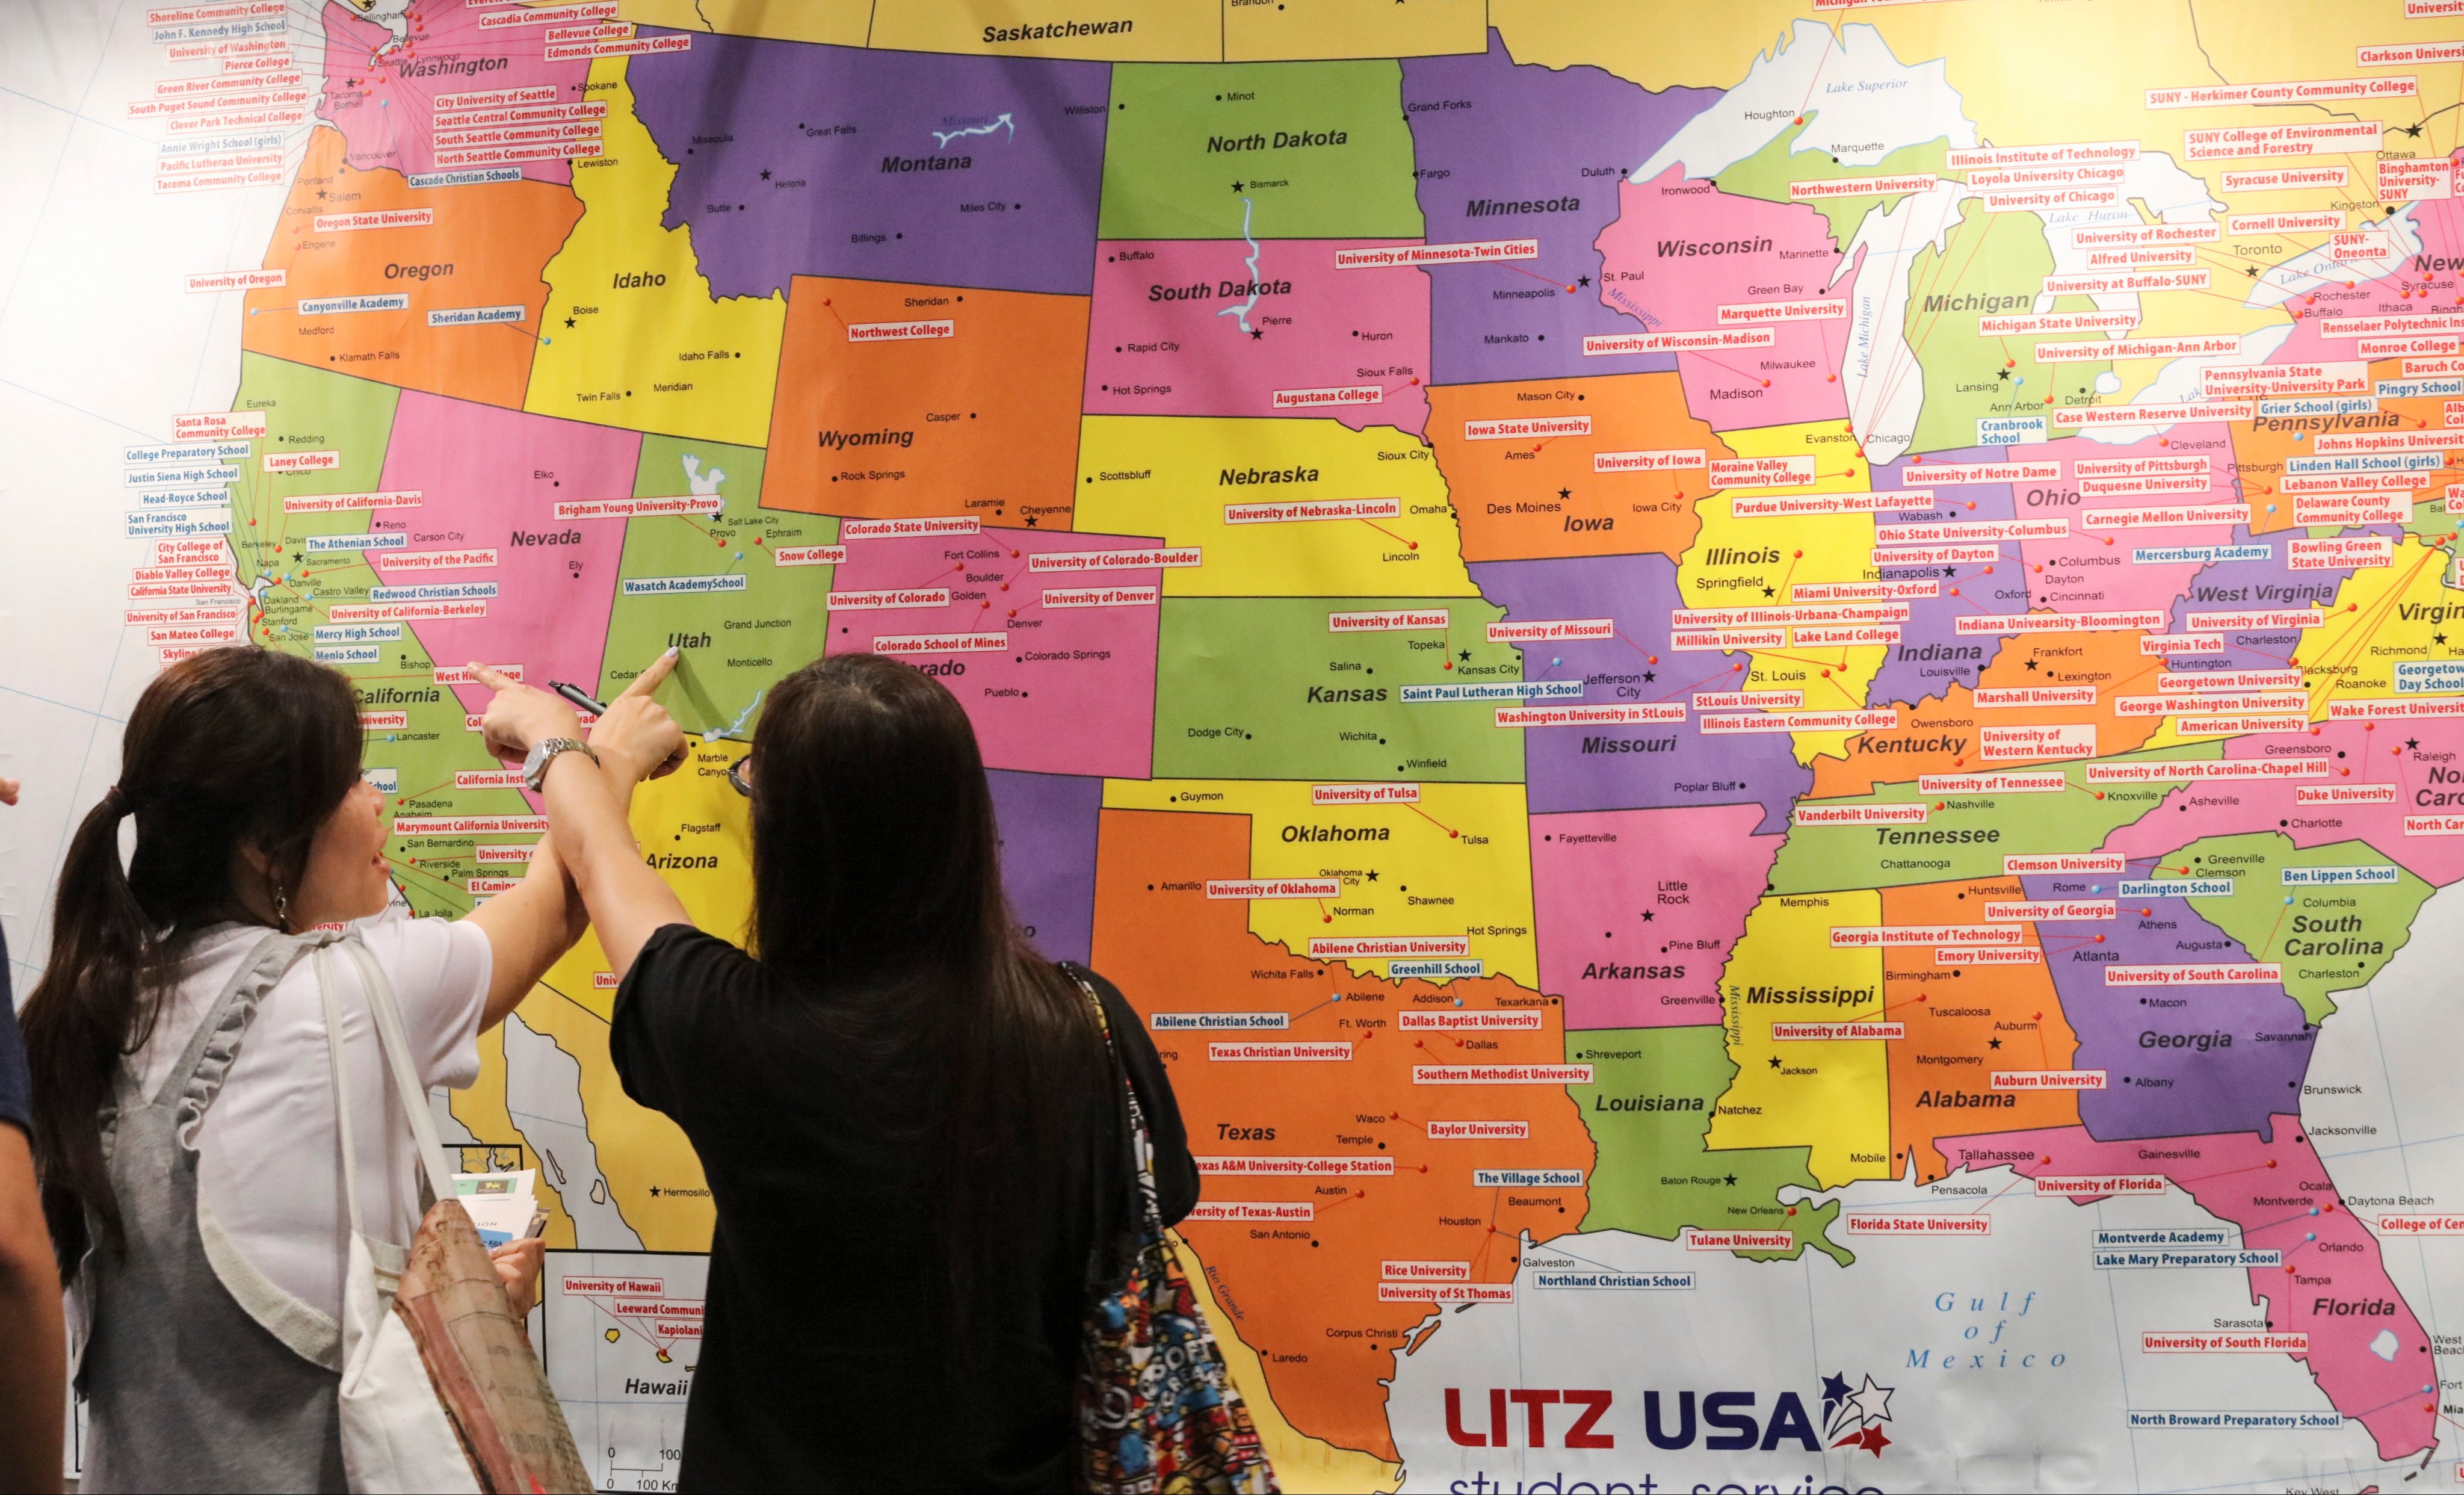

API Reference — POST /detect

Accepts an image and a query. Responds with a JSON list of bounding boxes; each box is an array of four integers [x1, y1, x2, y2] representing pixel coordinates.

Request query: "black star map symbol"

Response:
[[2025, 658, 2040, 670], [1457, 649, 1472, 661], [759, 169, 771, 179], [1557, 487, 1572, 500], [1366, 870, 1379, 882], [2406, 123, 2427, 137], [1641, 670, 1655, 682], [1987, 1038, 2002, 1049], [2437, 633, 2450, 645], [1762, 586, 1776, 598], [1768, 1056, 1782, 1069], [563, 317, 576, 328], [1249, 327, 1264, 340], [1231, 181, 1244, 191], [2409, 738, 2422, 750], [1941, 565, 1957, 577], [1996, 368, 2011, 380], [1640, 910, 1653, 921], [1723, 1173, 1737, 1186], [2247, 265, 2261, 278], [1576, 275, 1592, 288]]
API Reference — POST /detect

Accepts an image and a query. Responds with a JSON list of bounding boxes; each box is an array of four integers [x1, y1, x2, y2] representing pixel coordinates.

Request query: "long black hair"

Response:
[[746, 653, 1108, 1327], [22, 646, 363, 1273]]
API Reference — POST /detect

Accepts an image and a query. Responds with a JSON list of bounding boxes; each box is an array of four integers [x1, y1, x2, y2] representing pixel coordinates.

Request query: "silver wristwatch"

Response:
[[522, 736, 597, 792]]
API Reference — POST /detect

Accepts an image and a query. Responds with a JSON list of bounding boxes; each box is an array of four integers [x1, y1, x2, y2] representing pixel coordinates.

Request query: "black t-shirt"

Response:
[[0, 923, 28, 1136], [609, 924, 1198, 1493]]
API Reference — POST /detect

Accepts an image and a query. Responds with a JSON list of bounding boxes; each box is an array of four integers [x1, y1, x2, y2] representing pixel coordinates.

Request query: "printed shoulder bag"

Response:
[[1065, 965, 1276, 1495]]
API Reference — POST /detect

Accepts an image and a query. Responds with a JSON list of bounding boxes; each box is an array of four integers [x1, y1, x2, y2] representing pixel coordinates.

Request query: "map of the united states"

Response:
[[19, 1, 2464, 1488]]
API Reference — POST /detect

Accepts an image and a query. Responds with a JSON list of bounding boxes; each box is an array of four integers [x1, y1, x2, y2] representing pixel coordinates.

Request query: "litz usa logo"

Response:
[[1442, 1372, 1897, 1456]]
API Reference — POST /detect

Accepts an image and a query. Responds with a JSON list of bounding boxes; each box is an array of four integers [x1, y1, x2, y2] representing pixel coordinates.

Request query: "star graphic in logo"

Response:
[[1835, 1423, 1892, 1457], [1846, 1373, 1894, 1426], [1821, 1371, 1852, 1413]]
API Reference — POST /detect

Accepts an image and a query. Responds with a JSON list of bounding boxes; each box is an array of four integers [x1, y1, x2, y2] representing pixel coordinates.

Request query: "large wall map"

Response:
[[8, 1, 2464, 1489]]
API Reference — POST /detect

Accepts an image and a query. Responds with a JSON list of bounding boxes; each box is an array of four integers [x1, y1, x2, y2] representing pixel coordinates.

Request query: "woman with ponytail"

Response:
[[20, 645, 684, 1493]]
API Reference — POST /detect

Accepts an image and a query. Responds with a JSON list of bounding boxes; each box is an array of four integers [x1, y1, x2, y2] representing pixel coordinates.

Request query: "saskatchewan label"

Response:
[[1150, 1012, 1290, 1029], [1415, 1065, 1593, 1084], [1223, 498, 1399, 524], [1206, 878, 1342, 899], [1209, 1041, 1352, 1061]]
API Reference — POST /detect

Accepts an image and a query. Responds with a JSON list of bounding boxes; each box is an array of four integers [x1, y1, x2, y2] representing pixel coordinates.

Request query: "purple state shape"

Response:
[[2163, 525, 2355, 678], [989, 769, 1102, 965], [1864, 445, 2025, 707], [2024, 874, 2315, 1144], [1471, 553, 1811, 833], [1402, 31, 1719, 387], [629, 32, 1108, 297]]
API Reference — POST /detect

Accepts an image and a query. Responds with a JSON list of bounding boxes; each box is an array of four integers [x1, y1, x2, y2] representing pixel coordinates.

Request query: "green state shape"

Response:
[[1099, 61, 1423, 240], [1567, 1025, 1849, 1265], [360, 623, 540, 919], [1152, 596, 1522, 782], [2176, 833, 2435, 1024], [224, 352, 401, 646], [1771, 741, 2225, 894], [1895, 199, 2110, 456], [1712, 116, 1948, 251], [599, 434, 836, 738]]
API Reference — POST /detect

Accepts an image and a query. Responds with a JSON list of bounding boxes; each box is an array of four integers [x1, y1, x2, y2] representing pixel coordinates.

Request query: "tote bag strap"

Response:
[[316, 935, 457, 1233]]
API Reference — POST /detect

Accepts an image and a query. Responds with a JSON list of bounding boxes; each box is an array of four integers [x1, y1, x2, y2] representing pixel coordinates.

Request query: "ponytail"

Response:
[[21, 788, 156, 1268], [20, 646, 363, 1277]]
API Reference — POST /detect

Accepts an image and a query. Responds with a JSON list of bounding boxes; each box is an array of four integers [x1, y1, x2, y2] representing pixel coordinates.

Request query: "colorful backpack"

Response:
[[1066, 966, 1277, 1495]]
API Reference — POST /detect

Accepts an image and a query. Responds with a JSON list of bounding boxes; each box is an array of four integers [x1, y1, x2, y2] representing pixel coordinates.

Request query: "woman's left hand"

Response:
[[469, 664, 584, 767], [489, 1237, 545, 1319]]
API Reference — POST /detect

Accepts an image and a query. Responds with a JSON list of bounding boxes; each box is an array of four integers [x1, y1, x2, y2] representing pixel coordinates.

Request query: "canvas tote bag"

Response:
[[318, 937, 593, 1494]]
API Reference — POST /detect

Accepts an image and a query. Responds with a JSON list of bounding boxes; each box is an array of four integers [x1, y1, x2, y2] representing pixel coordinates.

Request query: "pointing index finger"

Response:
[[467, 661, 516, 692], [619, 646, 680, 700]]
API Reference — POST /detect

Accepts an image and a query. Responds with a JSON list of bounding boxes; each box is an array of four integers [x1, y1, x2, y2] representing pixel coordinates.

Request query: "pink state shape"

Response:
[[2102, 716, 2464, 888], [1083, 240, 1431, 436], [824, 528, 1162, 779], [2015, 427, 2246, 618], [368, 392, 637, 724], [320, 0, 592, 187], [1592, 166, 1849, 433], [1943, 1121, 2436, 1461], [1529, 803, 1781, 1030]]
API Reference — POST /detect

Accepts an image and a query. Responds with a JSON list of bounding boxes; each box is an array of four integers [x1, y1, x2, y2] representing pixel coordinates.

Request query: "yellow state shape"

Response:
[[1706, 889, 1890, 1188], [1076, 415, 1476, 598], [545, 735, 755, 1021], [1101, 778, 1539, 989], [1224, 0, 1486, 61], [1681, 417, 1888, 764], [525, 59, 785, 449], [1172, 1234, 1403, 1494], [614, 0, 869, 44], [515, 989, 717, 1253]]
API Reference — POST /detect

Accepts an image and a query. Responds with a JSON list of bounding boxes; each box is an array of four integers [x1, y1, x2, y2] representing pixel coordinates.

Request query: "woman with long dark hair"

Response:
[[471, 651, 1198, 1491], [20, 645, 679, 1491]]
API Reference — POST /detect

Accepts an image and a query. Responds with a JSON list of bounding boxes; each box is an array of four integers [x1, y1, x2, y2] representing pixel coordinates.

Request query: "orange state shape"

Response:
[[762, 275, 1088, 528], [1427, 372, 1732, 563], [2233, 358, 2456, 535], [1812, 626, 2164, 797], [1091, 806, 1593, 1464], [242, 126, 581, 410], [1879, 876, 2081, 1181]]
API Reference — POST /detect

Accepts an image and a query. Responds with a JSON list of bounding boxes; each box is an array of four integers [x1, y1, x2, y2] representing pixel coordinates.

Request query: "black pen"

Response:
[[548, 680, 608, 715]]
